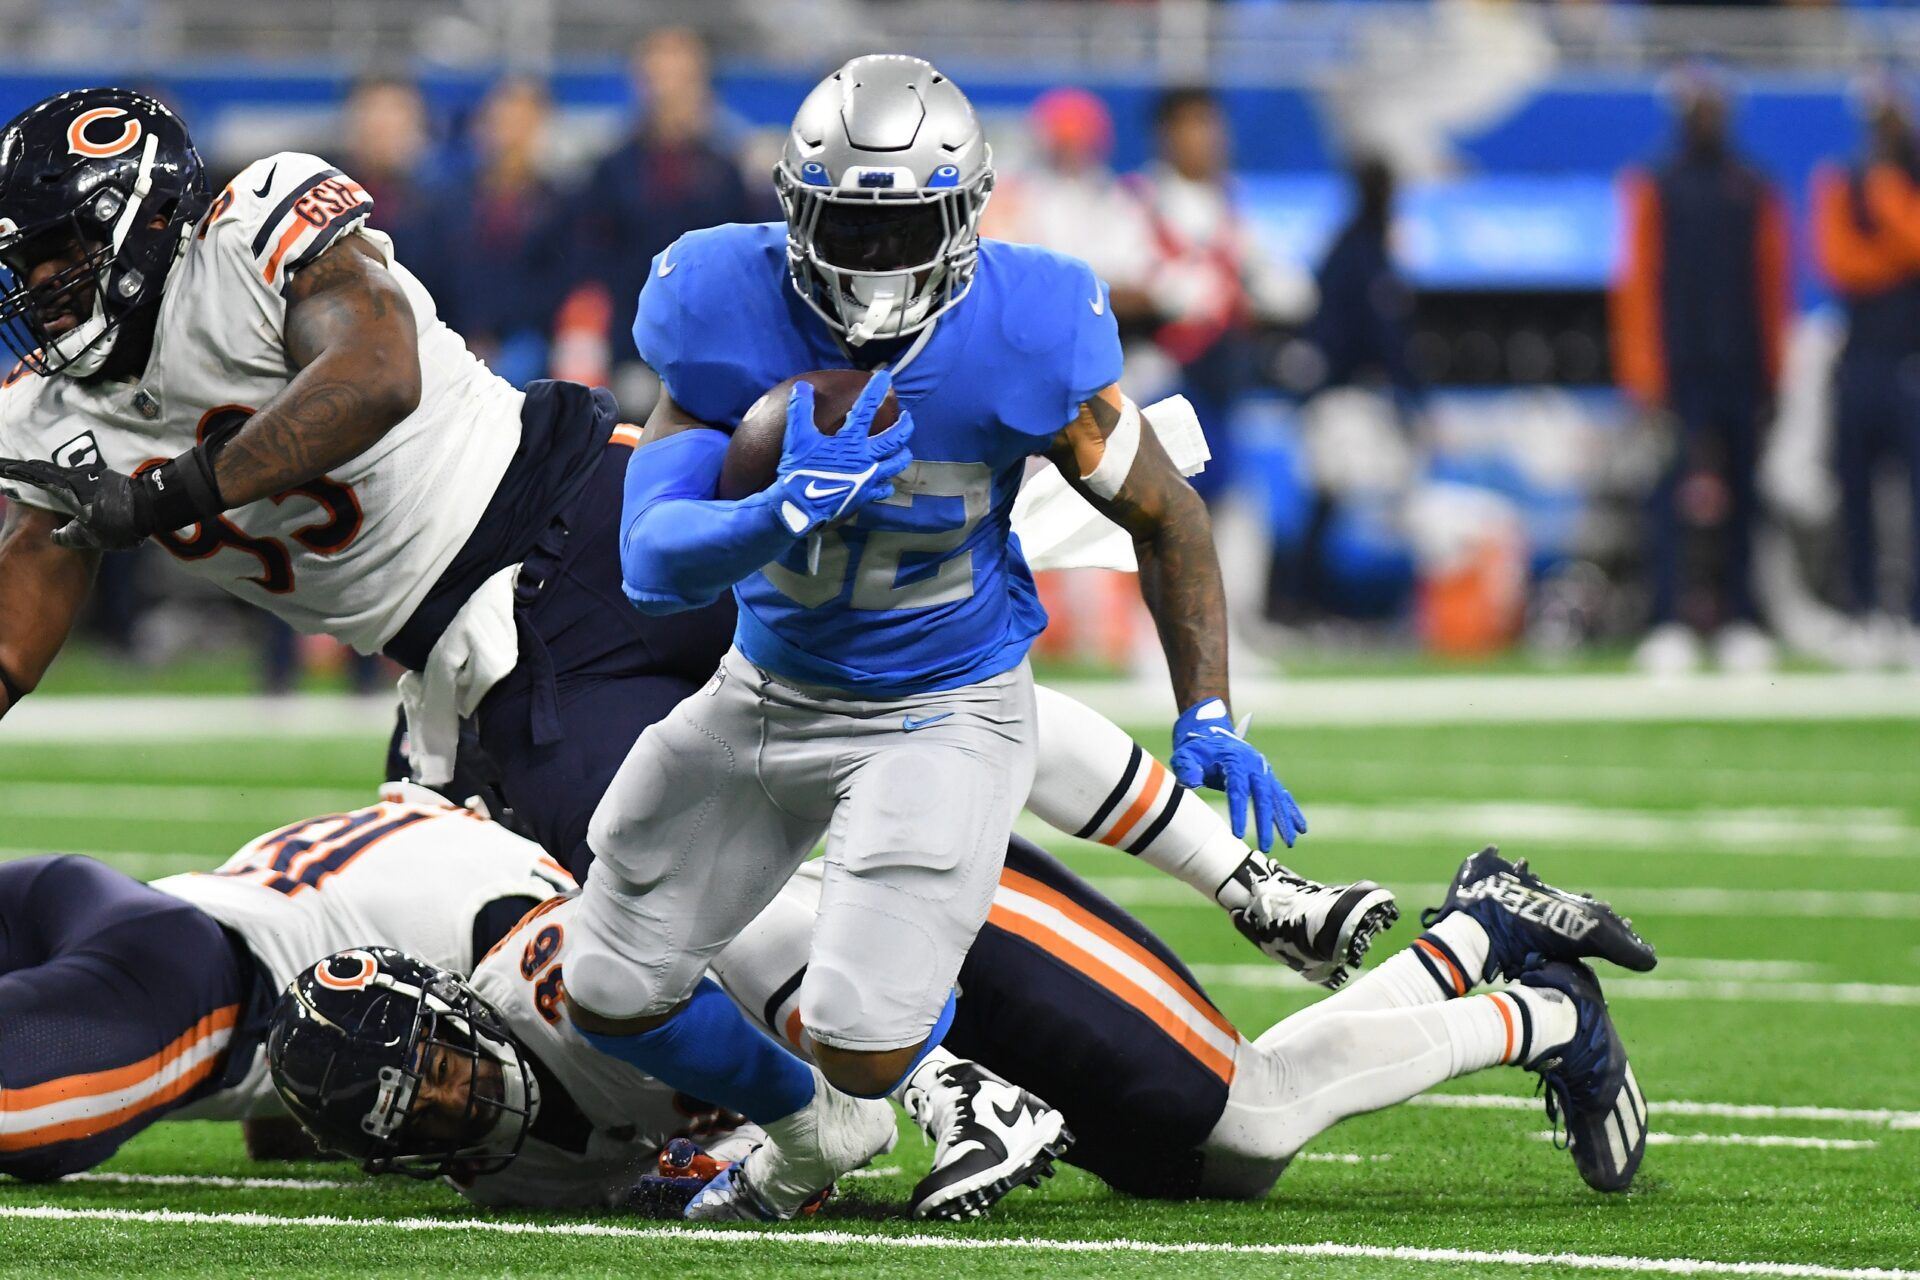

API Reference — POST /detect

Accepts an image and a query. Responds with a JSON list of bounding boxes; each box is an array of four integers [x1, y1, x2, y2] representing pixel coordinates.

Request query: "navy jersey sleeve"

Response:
[[631, 228, 781, 429], [993, 246, 1125, 440]]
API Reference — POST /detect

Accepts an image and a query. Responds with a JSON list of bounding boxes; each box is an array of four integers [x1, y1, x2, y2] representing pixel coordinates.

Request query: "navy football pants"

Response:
[[475, 444, 737, 881], [0, 856, 243, 1180], [1833, 355, 1920, 622]]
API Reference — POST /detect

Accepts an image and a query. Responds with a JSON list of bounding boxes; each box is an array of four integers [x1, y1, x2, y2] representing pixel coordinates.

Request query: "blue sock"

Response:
[[576, 977, 816, 1124], [860, 990, 959, 1099]]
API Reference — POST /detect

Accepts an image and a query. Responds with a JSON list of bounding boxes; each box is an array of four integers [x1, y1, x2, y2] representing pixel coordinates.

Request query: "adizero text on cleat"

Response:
[[903, 1059, 1073, 1221], [1421, 846, 1656, 981], [1224, 854, 1399, 988], [1518, 959, 1648, 1193]]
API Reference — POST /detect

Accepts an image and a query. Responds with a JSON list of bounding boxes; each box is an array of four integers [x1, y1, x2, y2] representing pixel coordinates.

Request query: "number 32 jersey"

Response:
[[635, 222, 1122, 696], [0, 152, 524, 653]]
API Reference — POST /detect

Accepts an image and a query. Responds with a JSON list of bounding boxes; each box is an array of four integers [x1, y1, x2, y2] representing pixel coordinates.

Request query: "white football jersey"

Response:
[[155, 796, 575, 1120], [0, 152, 524, 652], [460, 894, 704, 1210]]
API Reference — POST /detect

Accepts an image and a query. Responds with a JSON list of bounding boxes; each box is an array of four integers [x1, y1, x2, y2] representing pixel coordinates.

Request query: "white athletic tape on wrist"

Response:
[[1080, 395, 1142, 500]]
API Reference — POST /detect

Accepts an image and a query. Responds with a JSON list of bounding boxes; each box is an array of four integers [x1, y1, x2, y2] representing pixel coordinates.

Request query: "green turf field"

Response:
[[1, 704, 1916, 1278]]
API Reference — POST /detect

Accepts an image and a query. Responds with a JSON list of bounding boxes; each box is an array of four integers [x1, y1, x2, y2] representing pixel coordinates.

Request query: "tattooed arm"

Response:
[[209, 235, 422, 507], [1046, 384, 1226, 710]]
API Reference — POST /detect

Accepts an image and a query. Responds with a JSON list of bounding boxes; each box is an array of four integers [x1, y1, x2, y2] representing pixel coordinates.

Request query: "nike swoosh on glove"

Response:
[[769, 371, 915, 536], [1169, 698, 1308, 853]]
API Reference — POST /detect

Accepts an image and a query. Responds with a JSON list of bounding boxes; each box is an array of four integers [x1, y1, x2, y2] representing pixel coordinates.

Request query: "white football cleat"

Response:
[[1712, 622, 1776, 675], [684, 1067, 896, 1221], [1222, 853, 1398, 989], [903, 1058, 1071, 1220], [1634, 622, 1701, 677]]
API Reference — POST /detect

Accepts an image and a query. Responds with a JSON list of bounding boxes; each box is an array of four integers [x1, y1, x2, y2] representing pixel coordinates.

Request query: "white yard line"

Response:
[[1049, 672, 1920, 726], [56, 1171, 357, 1191], [0, 1204, 1913, 1280], [0, 781, 366, 822], [1528, 1132, 1878, 1152], [8, 673, 1920, 745], [1267, 803, 1918, 853], [1191, 964, 1920, 1007], [1414, 1094, 1920, 1131]]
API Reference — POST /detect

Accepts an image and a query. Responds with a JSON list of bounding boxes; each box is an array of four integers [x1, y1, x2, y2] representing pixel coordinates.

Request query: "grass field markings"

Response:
[[1290, 759, 1909, 805], [1414, 1093, 1920, 1130], [52, 1171, 361, 1191], [1191, 963, 1920, 1007], [1295, 1152, 1393, 1164], [0, 781, 370, 822], [1651, 959, 1829, 980], [838, 1166, 903, 1181], [1526, 1131, 1879, 1151], [0, 846, 209, 867], [1099, 879, 1920, 919], [3, 1205, 1916, 1280]]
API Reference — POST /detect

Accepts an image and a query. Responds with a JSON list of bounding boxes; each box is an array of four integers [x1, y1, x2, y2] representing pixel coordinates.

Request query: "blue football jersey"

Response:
[[634, 222, 1122, 696]]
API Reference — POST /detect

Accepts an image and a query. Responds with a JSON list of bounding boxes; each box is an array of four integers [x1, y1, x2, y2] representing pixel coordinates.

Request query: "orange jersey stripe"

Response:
[[0, 1052, 227, 1150], [0, 1006, 237, 1113], [1099, 759, 1168, 847], [262, 217, 311, 285], [987, 903, 1235, 1083], [609, 425, 643, 448], [1414, 938, 1467, 997], [783, 1009, 805, 1050], [998, 867, 1238, 1043]]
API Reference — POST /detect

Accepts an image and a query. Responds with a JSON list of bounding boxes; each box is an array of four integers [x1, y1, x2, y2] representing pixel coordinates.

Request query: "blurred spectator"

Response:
[[1611, 77, 1790, 674], [414, 77, 569, 388], [1810, 83, 1920, 670], [983, 89, 1155, 323], [339, 74, 440, 265], [1266, 155, 1421, 623], [571, 27, 760, 405], [1127, 86, 1314, 502]]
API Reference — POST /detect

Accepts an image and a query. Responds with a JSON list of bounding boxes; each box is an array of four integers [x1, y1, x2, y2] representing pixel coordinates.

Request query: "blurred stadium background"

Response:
[[8, 0, 1920, 693], [4, 9, 1920, 1273]]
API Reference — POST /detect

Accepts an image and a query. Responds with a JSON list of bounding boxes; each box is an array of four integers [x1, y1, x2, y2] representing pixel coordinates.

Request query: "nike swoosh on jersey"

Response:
[[658, 249, 677, 276], [1089, 290, 1106, 316], [252, 164, 277, 199], [902, 713, 953, 732], [803, 480, 853, 499]]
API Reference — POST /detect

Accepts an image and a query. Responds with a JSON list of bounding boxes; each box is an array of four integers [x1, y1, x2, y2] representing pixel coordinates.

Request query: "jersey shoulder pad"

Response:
[[634, 222, 795, 429], [981, 240, 1123, 436], [202, 152, 376, 298]]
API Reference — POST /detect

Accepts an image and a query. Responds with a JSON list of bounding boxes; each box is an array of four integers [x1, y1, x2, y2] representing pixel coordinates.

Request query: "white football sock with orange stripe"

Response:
[[1031, 685, 1252, 903], [1252, 913, 1491, 1051], [1204, 985, 1576, 1186]]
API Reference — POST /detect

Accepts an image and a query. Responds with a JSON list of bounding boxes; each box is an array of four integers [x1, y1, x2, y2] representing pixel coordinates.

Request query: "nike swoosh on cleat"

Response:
[[803, 480, 853, 499], [902, 712, 953, 732], [990, 1097, 1032, 1127], [252, 164, 277, 198]]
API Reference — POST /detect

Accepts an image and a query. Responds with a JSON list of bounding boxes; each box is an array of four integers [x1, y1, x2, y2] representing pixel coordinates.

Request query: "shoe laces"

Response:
[[905, 1069, 966, 1154]]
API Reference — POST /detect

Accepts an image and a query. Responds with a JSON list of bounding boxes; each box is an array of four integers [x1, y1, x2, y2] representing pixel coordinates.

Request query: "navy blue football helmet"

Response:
[[0, 87, 209, 378], [266, 947, 539, 1179]]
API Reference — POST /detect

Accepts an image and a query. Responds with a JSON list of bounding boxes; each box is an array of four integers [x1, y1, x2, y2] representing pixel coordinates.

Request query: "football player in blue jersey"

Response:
[[563, 54, 1311, 1221]]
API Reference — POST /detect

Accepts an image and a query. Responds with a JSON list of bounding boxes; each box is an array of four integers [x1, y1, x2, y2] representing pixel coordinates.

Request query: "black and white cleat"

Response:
[[1223, 853, 1400, 989], [903, 1059, 1073, 1221]]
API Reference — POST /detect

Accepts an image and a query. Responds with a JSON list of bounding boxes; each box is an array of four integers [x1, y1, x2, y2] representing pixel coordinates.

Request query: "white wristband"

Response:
[[1080, 395, 1142, 500]]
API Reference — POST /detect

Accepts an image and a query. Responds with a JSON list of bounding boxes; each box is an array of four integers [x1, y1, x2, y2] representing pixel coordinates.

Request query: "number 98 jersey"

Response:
[[155, 789, 575, 1120], [0, 151, 524, 654]]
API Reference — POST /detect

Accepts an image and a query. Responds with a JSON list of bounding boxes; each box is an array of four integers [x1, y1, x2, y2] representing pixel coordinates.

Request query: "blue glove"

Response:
[[1169, 698, 1307, 852], [770, 371, 915, 536]]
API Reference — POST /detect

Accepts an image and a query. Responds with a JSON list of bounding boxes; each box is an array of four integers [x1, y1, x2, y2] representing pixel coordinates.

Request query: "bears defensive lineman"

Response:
[[563, 55, 1310, 1220]]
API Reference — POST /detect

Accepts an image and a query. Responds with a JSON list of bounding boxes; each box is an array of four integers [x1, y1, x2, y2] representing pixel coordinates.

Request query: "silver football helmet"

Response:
[[775, 55, 992, 346]]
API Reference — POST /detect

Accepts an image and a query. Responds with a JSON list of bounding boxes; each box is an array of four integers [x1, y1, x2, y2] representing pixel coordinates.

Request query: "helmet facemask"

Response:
[[776, 159, 992, 346], [371, 978, 539, 1180]]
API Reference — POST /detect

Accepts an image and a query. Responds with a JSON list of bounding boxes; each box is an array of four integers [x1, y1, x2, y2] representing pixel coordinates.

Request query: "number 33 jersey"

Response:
[[0, 151, 524, 653]]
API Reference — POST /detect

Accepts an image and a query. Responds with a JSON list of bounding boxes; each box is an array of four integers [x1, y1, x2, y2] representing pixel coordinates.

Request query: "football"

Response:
[[717, 368, 902, 500]]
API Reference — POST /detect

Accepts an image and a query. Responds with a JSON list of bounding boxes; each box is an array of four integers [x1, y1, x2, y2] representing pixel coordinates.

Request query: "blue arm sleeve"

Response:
[[618, 429, 795, 615]]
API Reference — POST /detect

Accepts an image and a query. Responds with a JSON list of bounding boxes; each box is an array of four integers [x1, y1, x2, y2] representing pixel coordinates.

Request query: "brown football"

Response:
[[717, 369, 901, 500]]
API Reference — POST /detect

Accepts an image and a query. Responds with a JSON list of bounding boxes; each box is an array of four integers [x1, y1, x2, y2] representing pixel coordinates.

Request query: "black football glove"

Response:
[[0, 450, 224, 552]]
